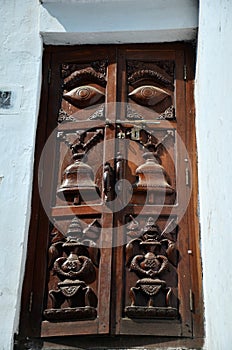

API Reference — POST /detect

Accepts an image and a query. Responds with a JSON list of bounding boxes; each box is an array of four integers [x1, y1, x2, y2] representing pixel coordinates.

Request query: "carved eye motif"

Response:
[[129, 85, 169, 107], [63, 86, 105, 108]]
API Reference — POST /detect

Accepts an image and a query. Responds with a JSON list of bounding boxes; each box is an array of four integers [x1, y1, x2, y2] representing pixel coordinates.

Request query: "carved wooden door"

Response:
[[19, 45, 202, 341]]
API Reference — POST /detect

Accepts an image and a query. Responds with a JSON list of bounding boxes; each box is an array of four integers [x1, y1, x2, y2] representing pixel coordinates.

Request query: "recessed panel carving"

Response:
[[58, 61, 108, 122], [44, 217, 101, 322], [56, 128, 104, 206], [133, 130, 175, 204], [115, 125, 176, 205], [126, 60, 175, 120], [124, 216, 178, 319]]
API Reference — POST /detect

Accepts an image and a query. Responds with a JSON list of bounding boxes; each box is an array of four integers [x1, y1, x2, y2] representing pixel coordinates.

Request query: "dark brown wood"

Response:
[[110, 46, 194, 337], [41, 336, 204, 349], [18, 43, 203, 345], [18, 50, 52, 338], [185, 45, 204, 339], [41, 319, 98, 337], [119, 319, 182, 336]]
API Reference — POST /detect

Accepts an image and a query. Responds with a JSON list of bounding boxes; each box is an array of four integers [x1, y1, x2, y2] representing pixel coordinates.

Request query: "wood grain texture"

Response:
[[17, 44, 203, 346]]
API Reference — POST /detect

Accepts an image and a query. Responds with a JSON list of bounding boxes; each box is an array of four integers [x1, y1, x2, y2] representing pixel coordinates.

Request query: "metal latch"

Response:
[[130, 126, 141, 141]]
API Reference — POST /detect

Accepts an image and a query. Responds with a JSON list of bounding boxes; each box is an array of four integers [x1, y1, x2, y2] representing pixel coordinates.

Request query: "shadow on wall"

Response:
[[40, 0, 198, 45]]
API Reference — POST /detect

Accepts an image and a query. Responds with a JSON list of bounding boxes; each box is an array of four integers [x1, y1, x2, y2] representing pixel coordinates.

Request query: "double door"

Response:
[[20, 44, 202, 340]]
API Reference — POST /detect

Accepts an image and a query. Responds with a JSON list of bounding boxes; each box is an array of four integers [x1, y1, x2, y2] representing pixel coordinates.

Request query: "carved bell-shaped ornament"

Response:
[[57, 153, 100, 205], [134, 151, 174, 195]]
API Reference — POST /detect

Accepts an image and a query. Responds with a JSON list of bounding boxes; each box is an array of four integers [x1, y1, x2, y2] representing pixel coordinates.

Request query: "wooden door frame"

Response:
[[16, 43, 204, 349]]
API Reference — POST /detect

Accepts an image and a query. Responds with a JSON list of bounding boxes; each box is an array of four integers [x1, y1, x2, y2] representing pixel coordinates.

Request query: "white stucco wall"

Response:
[[1, 0, 232, 349], [195, 1, 232, 349], [0, 1, 42, 349], [40, 0, 198, 44]]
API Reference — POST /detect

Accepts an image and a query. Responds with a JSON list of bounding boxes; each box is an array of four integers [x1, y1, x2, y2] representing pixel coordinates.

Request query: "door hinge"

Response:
[[183, 64, 187, 81], [29, 291, 33, 312], [189, 289, 194, 312], [185, 167, 190, 186], [48, 68, 52, 84], [39, 169, 43, 188]]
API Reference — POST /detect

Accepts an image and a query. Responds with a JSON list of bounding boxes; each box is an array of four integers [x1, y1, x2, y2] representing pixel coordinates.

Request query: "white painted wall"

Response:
[[0, 1, 42, 349], [1, 0, 232, 349], [195, 1, 232, 349], [40, 0, 198, 44]]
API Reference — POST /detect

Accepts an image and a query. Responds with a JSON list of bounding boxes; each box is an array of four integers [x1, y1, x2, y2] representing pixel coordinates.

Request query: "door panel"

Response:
[[40, 47, 117, 336], [112, 48, 192, 336], [19, 44, 202, 341]]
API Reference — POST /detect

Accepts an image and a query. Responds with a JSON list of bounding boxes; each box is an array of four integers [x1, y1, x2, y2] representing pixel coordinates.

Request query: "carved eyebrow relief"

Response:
[[63, 67, 107, 91], [128, 69, 174, 91]]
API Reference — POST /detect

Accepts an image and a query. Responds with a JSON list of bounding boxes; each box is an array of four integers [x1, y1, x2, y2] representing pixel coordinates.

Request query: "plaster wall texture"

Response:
[[0, 1, 42, 349], [40, 0, 198, 44], [195, 1, 232, 349]]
